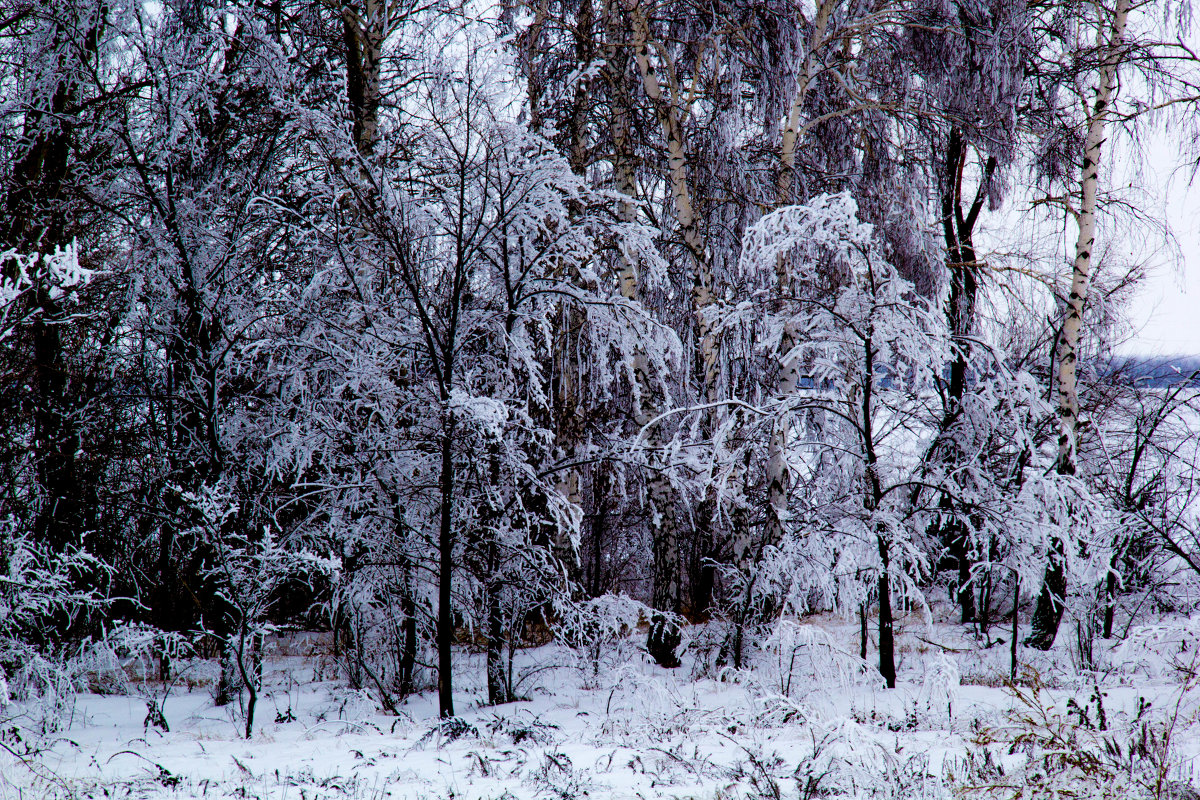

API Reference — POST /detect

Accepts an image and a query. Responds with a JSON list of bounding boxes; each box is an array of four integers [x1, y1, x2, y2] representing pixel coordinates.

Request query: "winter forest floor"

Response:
[[5, 607, 1200, 800]]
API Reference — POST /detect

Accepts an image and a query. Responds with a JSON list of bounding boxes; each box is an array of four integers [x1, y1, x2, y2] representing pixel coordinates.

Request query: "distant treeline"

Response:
[[1105, 355, 1200, 386]]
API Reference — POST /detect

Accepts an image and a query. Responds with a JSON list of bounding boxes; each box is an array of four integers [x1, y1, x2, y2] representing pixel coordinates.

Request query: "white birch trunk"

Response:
[[626, 0, 717, 405], [1030, 0, 1131, 652], [1057, 0, 1130, 477], [776, 0, 837, 205], [342, 0, 387, 157], [607, 2, 681, 658]]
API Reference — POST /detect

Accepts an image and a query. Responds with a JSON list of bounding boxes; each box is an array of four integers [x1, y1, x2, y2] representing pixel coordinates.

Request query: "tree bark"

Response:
[[342, 0, 387, 158], [398, 559, 419, 695], [523, 0, 552, 132], [394, 508, 419, 696], [860, 321, 894, 687], [625, 0, 716, 404], [1102, 558, 1117, 638], [481, 442, 512, 705], [486, 542, 509, 704], [877, 542, 895, 689], [775, 0, 838, 205], [587, 466, 613, 597], [935, 126, 996, 625], [859, 597, 868, 661], [626, 0, 722, 663], [2, 12, 103, 563], [566, 0, 594, 177], [437, 410, 457, 717], [1011, 575, 1019, 682], [549, 0, 597, 592]]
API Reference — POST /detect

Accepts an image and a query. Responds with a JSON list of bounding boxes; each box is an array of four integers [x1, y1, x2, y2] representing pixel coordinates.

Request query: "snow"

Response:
[[7, 611, 1200, 799]]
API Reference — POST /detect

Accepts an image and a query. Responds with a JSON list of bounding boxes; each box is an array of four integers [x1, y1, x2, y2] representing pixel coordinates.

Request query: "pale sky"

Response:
[[977, 141, 1197, 358], [1125, 164, 1200, 355], [1117, 11, 1200, 356]]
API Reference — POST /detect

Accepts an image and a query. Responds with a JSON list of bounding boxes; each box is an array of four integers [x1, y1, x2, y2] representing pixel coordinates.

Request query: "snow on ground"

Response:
[[4, 609, 1200, 799]]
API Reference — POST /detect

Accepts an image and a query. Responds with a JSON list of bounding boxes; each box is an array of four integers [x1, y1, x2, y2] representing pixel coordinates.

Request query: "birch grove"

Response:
[[0, 0, 1198, 729]]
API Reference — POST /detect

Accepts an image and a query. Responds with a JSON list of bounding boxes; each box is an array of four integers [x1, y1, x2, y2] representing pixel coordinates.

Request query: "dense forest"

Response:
[[5, 0, 1200, 776]]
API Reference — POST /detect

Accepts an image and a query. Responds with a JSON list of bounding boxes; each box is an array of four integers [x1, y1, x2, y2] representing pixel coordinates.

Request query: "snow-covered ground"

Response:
[[5, 609, 1200, 799]]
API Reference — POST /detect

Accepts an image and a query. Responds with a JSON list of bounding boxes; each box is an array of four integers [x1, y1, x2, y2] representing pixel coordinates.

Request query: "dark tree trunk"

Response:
[[1102, 557, 1117, 638], [1028, 453, 1074, 651], [486, 567, 509, 705], [341, 2, 384, 159], [647, 613, 682, 669], [3, 16, 101, 568], [934, 127, 996, 626], [1027, 534, 1066, 650], [944, 505, 976, 624], [1011, 575, 1019, 682], [860, 597, 868, 661], [587, 466, 612, 597], [482, 444, 511, 706], [646, 470, 682, 668], [566, 0, 593, 176], [878, 540, 896, 688], [689, 490, 719, 620], [31, 309, 86, 554], [860, 326, 894, 688], [691, 546, 717, 620], [437, 411, 456, 718], [397, 556, 418, 696]]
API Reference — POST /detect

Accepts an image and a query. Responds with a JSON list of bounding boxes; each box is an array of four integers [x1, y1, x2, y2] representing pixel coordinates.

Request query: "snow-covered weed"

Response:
[[523, 750, 595, 799], [950, 671, 1199, 799], [723, 718, 946, 799], [918, 653, 961, 727], [596, 666, 711, 743], [0, 521, 111, 735], [0, 644, 75, 737], [417, 715, 480, 746], [314, 685, 381, 725], [485, 709, 559, 745]]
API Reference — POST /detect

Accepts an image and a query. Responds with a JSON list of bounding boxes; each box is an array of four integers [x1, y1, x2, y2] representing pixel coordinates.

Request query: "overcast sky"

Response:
[[1125, 161, 1200, 355]]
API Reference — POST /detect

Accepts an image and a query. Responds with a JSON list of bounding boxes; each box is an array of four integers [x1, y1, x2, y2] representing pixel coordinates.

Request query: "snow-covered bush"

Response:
[[759, 619, 880, 700], [1112, 619, 1200, 682], [0, 243, 100, 733], [553, 593, 653, 684], [183, 483, 336, 737], [0, 517, 108, 733], [722, 192, 951, 685]]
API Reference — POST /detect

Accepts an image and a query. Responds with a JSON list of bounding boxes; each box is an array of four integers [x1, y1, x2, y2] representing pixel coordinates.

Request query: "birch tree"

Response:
[[761, 0, 841, 569], [1027, 0, 1132, 651]]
